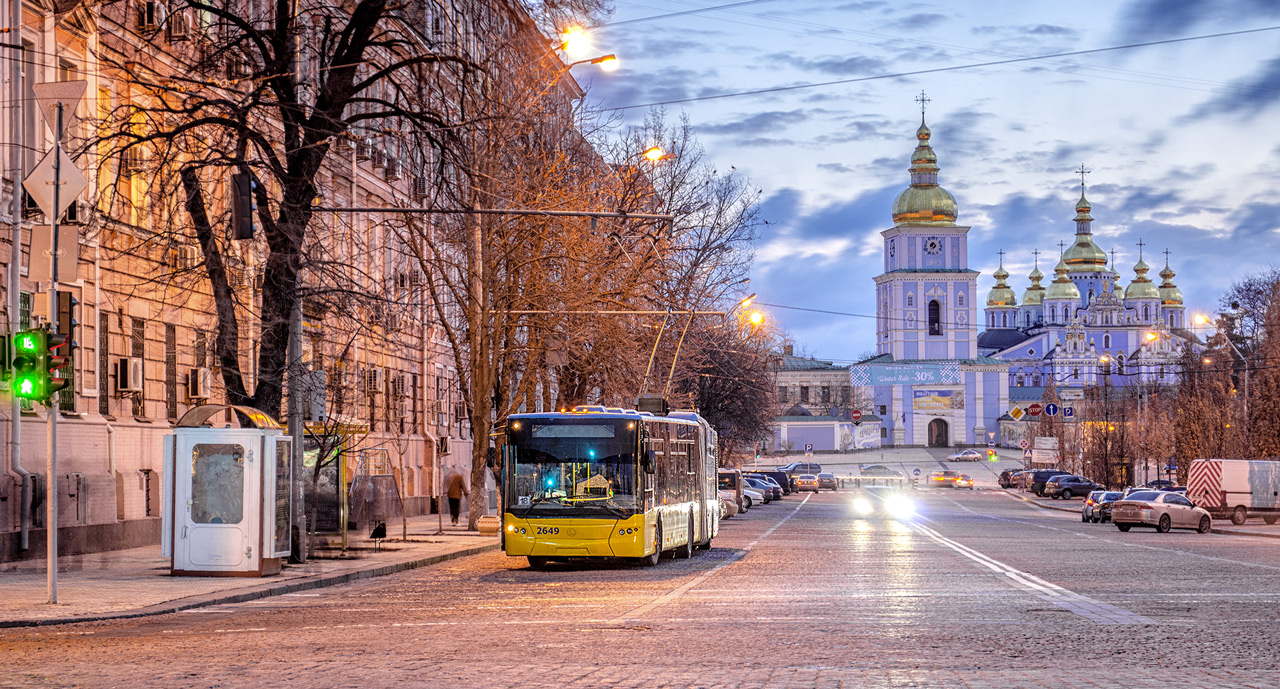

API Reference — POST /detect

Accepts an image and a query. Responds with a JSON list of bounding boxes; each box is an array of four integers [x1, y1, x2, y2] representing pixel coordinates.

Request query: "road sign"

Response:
[[1023, 449, 1033, 460], [32, 80, 86, 136], [29, 225, 79, 283], [23, 146, 87, 219], [1019, 438, 1028, 450], [1028, 403, 1043, 417], [987, 432, 996, 441], [987, 441, 995, 449], [804, 443, 813, 458], [1044, 403, 1059, 417], [1063, 406, 1075, 418], [1009, 407, 1024, 421], [851, 409, 862, 423], [913, 468, 921, 476]]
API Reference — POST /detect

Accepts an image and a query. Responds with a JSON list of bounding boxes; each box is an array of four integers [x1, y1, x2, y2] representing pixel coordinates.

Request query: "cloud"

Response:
[[1113, 0, 1280, 42], [1184, 55, 1280, 121], [766, 53, 890, 76], [881, 13, 949, 32], [698, 109, 812, 135], [817, 163, 857, 174]]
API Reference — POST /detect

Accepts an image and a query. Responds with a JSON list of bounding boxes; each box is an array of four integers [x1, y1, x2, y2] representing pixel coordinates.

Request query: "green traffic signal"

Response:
[[11, 329, 47, 400]]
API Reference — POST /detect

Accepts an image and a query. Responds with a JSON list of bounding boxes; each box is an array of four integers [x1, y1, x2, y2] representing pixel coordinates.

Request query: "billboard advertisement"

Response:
[[913, 389, 964, 410]]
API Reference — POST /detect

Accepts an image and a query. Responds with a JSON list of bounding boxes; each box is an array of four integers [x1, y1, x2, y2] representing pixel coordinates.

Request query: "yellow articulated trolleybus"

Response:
[[498, 406, 718, 568]]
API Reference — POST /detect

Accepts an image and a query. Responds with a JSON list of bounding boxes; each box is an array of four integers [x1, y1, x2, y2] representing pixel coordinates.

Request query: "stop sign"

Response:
[[1028, 403, 1043, 417], [851, 409, 862, 423]]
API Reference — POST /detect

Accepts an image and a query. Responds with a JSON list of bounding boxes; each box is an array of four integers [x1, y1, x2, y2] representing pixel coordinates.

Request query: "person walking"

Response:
[[447, 471, 468, 525]]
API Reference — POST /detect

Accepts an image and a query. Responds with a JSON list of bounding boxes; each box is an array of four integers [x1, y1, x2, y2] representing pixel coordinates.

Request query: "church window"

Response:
[[906, 293, 914, 308], [1104, 333, 1111, 348], [1016, 375, 1024, 386], [1033, 373, 1041, 386], [879, 405, 887, 415], [1117, 354, 1125, 374], [957, 293, 965, 307], [1001, 312, 1007, 328], [1072, 367, 1080, 379], [1025, 313, 1031, 328], [1088, 288, 1094, 304], [1159, 365, 1166, 378], [1143, 305, 1150, 321], [928, 300, 942, 336]]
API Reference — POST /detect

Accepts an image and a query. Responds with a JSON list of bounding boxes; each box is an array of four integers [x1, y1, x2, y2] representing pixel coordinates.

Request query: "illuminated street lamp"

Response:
[[560, 26, 592, 57], [1193, 313, 1249, 420]]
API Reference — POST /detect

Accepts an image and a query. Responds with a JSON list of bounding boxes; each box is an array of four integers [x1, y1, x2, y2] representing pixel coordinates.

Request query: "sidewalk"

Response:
[[1002, 489, 1280, 539], [0, 514, 500, 628]]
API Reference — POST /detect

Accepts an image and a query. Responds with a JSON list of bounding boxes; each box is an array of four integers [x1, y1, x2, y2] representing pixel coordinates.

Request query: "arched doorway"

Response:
[[927, 418, 949, 447]]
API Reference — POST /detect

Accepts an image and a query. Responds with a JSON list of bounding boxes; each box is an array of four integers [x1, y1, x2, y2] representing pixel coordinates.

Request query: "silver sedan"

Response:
[[1112, 490, 1212, 533]]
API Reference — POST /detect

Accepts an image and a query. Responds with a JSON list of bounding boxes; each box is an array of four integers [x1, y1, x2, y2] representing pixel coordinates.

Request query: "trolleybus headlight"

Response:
[[507, 525, 515, 532], [521, 528, 527, 534], [852, 497, 874, 516], [619, 529, 625, 535]]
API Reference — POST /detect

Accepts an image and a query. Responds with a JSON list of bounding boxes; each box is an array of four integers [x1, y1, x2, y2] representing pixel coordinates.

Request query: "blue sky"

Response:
[[578, 0, 1280, 362]]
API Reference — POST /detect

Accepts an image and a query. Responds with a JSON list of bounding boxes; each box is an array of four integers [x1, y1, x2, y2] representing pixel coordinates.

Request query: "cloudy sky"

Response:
[[576, 0, 1280, 363]]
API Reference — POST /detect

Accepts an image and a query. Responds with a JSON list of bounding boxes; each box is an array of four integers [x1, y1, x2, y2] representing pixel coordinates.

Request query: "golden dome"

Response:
[[986, 258, 1017, 307], [1124, 258, 1160, 300], [891, 119, 958, 226], [1022, 266, 1046, 306], [1064, 189, 1109, 273], [1045, 256, 1080, 301], [1159, 260, 1183, 304]]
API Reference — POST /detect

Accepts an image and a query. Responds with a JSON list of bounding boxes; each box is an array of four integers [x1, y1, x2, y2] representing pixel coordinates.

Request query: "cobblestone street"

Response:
[[5, 487, 1280, 688]]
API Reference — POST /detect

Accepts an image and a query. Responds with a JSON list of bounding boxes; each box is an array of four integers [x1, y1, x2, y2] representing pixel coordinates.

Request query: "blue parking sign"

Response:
[[1044, 403, 1059, 417], [1063, 406, 1075, 418]]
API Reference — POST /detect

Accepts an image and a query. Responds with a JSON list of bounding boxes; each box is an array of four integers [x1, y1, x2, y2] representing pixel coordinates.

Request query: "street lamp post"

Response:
[[1194, 314, 1249, 423]]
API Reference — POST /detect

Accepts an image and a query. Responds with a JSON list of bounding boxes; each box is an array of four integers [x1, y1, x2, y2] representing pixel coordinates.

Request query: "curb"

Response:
[[1001, 489, 1080, 514], [0, 541, 500, 629], [1211, 528, 1280, 540]]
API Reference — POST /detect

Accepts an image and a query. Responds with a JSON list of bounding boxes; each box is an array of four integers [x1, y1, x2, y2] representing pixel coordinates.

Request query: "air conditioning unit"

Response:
[[371, 147, 387, 169], [137, 0, 162, 32], [434, 399, 448, 414], [167, 7, 189, 40], [412, 175, 429, 200], [186, 367, 211, 401], [333, 134, 352, 153], [120, 148, 143, 175], [437, 435, 450, 455], [454, 401, 467, 421], [356, 139, 374, 161], [170, 245, 199, 270], [365, 367, 384, 395], [301, 369, 328, 422], [117, 357, 144, 393], [384, 158, 403, 181]]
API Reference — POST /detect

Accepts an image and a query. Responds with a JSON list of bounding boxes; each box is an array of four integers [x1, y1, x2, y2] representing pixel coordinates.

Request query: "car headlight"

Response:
[[885, 494, 915, 519], [852, 497, 874, 516]]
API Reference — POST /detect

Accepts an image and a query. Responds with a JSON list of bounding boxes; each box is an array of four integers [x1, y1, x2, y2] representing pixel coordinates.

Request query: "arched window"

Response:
[[1143, 305, 1150, 321], [1001, 312, 1007, 328], [1104, 333, 1111, 349], [1025, 312, 1031, 328], [958, 293, 965, 307], [1117, 354, 1126, 374], [1072, 367, 1080, 379], [928, 300, 942, 336], [906, 293, 914, 308], [1050, 305, 1057, 322]]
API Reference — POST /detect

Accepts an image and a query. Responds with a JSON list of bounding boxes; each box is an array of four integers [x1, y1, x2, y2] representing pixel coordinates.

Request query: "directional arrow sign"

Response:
[[22, 146, 87, 219], [32, 80, 87, 137], [1044, 403, 1059, 417]]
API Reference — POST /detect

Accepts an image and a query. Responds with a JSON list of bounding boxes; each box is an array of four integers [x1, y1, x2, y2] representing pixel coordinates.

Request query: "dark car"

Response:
[[998, 469, 1023, 488], [753, 469, 794, 495], [778, 462, 822, 475], [745, 473, 784, 500], [859, 464, 902, 477], [1143, 479, 1179, 489], [817, 472, 839, 491], [1093, 491, 1125, 523], [1029, 469, 1071, 496], [743, 477, 775, 503], [1045, 475, 1104, 500]]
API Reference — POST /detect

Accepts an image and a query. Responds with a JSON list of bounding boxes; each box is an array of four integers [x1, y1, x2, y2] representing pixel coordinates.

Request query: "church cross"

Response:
[[996, 249, 1005, 264], [915, 90, 931, 117], [1109, 249, 1118, 268], [1136, 238, 1145, 260], [1058, 240, 1066, 255], [1163, 248, 1172, 265], [1032, 248, 1041, 269], [1077, 164, 1090, 189]]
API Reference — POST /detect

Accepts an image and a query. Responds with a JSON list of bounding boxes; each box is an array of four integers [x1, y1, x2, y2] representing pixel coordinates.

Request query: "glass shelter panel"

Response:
[[190, 443, 246, 525]]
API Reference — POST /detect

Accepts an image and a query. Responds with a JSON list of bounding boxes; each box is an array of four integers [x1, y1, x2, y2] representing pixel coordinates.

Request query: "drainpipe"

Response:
[[7, 7, 30, 550], [105, 423, 115, 477]]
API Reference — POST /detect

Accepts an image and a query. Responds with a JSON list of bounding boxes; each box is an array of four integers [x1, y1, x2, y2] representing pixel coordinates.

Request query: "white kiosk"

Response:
[[162, 405, 292, 576]]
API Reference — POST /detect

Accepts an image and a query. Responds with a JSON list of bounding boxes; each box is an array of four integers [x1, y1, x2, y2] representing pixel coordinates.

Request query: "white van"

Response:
[[1186, 459, 1280, 526]]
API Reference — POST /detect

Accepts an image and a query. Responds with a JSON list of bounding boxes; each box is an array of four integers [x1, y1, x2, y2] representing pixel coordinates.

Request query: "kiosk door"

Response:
[[175, 433, 262, 571]]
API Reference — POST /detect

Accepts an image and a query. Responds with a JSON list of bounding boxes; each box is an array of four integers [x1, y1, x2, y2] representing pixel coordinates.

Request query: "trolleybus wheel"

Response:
[[527, 556, 549, 569], [676, 514, 694, 559], [639, 524, 662, 567]]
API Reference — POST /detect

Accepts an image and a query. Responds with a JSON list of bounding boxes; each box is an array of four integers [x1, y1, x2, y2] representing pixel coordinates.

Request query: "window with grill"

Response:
[[165, 324, 178, 419], [99, 312, 110, 415]]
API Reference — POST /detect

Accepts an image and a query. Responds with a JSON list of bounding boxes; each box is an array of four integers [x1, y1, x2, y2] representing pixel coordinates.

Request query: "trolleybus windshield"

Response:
[[508, 420, 639, 517]]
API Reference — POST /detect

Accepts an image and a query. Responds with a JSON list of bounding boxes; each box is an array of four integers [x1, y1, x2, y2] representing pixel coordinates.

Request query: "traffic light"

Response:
[[12, 330, 47, 400], [987, 448, 998, 462], [46, 332, 71, 396]]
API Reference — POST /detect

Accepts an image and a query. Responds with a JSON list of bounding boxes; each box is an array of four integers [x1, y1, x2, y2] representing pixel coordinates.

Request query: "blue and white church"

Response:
[[849, 114, 1010, 448]]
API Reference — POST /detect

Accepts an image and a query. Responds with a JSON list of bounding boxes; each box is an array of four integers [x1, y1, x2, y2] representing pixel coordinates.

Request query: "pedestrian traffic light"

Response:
[[12, 330, 47, 400], [988, 448, 998, 461]]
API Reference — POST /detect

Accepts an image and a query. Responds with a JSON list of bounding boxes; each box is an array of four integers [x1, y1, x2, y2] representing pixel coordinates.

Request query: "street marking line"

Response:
[[911, 523, 1156, 625], [608, 493, 812, 623]]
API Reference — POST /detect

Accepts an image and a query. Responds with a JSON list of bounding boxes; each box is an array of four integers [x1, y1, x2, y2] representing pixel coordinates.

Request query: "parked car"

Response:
[[1045, 475, 1104, 500], [741, 486, 764, 510], [1029, 469, 1071, 496], [744, 477, 774, 503], [777, 462, 822, 475], [947, 449, 983, 462], [1187, 459, 1280, 525], [1082, 490, 1106, 522], [1112, 490, 1212, 533], [751, 475, 784, 500], [1143, 479, 1178, 489], [928, 470, 961, 488], [998, 469, 1021, 488], [1093, 491, 1125, 523], [751, 469, 794, 495], [817, 472, 839, 491], [955, 474, 975, 489], [718, 490, 739, 518], [794, 474, 820, 492], [859, 464, 902, 477]]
